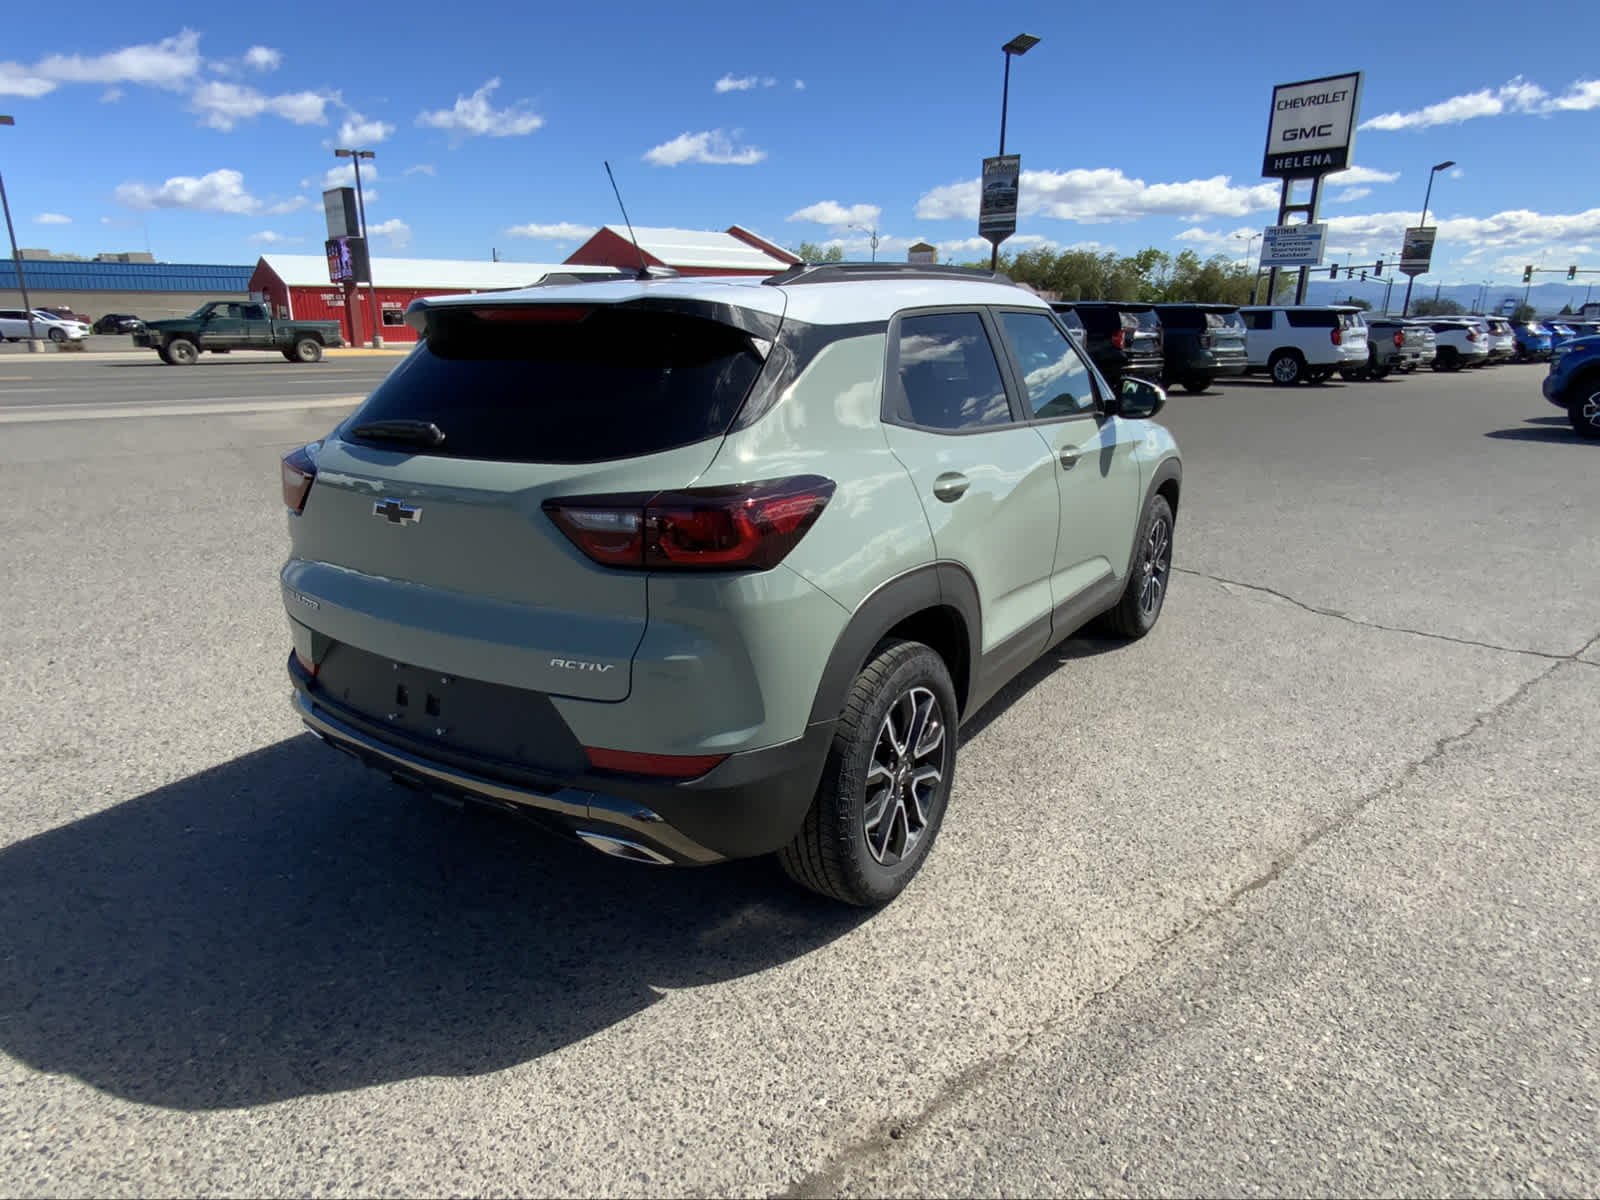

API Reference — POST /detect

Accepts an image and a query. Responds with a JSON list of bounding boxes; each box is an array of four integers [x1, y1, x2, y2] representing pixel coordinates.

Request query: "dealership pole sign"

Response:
[[1260, 224, 1329, 268], [1262, 72, 1363, 178], [978, 154, 1020, 246], [1398, 226, 1436, 277]]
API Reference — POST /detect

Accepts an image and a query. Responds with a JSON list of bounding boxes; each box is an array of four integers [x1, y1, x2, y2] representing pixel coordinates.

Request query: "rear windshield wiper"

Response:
[[348, 419, 446, 448]]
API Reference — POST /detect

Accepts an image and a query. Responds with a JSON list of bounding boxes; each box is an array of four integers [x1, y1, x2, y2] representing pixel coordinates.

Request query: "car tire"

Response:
[[48, 327, 67, 344], [166, 338, 198, 365], [1371, 363, 1391, 380], [1340, 367, 1364, 382], [1181, 376, 1210, 395], [1269, 350, 1305, 385], [779, 639, 957, 907], [292, 337, 323, 363], [156, 347, 173, 364], [1097, 493, 1175, 641], [1569, 383, 1600, 440], [1435, 347, 1459, 372]]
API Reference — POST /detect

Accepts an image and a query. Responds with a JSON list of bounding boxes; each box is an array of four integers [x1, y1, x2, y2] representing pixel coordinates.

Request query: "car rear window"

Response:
[[1338, 312, 1363, 329], [343, 305, 764, 464], [1286, 310, 1339, 328], [1125, 309, 1159, 333]]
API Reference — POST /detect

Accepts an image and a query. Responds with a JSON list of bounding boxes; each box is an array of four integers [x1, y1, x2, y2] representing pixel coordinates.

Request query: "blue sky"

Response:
[[3, 0, 1598, 288]]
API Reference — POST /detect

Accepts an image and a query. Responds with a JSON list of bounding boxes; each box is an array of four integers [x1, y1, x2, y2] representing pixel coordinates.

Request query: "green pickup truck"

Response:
[[133, 301, 346, 364]]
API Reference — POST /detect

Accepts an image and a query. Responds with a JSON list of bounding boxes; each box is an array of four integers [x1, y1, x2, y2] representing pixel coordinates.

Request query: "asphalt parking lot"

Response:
[[1, 357, 1596, 1198]]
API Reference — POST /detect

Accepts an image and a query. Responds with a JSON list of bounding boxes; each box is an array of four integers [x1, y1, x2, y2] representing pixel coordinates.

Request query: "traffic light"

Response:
[[1569, 266, 1578, 280], [1523, 265, 1533, 283], [1374, 261, 1383, 276], [1329, 265, 1338, 279]]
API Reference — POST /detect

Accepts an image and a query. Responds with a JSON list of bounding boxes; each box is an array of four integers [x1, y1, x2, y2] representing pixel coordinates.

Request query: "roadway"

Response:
[[0, 359, 1595, 1198]]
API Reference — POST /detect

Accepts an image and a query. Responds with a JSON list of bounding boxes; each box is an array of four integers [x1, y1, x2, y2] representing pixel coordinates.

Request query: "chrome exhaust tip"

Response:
[[576, 832, 673, 866]]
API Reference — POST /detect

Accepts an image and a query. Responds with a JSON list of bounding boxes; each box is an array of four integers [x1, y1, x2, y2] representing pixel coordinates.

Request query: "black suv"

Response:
[[1050, 302, 1164, 387], [1153, 304, 1246, 393]]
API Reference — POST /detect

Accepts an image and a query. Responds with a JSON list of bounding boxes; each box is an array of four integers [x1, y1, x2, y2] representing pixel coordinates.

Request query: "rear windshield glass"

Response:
[[1338, 312, 1363, 329], [1127, 310, 1160, 332], [343, 306, 763, 463], [1286, 310, 1339, 328]]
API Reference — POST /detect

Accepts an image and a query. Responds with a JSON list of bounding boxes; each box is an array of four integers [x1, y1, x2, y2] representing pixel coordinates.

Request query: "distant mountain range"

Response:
[[1296, 277, 1597, 318]]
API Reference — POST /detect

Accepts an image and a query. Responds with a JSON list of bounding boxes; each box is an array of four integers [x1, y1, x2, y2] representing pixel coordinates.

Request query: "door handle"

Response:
[[1059, 446, 1081, 469], [932, 472, 970, 503]]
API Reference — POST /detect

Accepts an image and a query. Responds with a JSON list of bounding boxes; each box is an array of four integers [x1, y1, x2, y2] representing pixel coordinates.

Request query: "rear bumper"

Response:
[[289, 653, 830, 864]]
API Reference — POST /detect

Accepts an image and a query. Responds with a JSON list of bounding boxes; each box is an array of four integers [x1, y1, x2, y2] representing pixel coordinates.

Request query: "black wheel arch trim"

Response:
[[1142, 455, 1182, 521], [807, 563, 982, 727]]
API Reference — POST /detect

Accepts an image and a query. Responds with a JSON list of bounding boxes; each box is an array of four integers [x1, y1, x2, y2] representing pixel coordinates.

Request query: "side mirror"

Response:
[[1111, 376, 1166, 420]]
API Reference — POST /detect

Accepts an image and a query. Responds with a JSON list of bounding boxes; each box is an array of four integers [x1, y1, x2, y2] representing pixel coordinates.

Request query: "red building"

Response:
[[247, 255, 611, 344], [564, 225, 799, 277]]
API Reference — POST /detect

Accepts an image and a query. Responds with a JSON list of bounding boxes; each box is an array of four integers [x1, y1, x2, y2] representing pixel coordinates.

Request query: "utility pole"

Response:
[[0, 114, 42, 352]]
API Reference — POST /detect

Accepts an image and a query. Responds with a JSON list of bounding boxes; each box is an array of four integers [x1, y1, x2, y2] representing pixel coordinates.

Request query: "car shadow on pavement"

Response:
[[1484, 421, 1589, 444], [961, 632, 1122, 742], [0, 735, 868, 1112]]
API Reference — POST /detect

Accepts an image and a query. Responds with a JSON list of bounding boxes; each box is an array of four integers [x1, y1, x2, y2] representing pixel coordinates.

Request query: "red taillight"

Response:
[[1111, 328, 1126, 350], [1394, 331, 1404, 348], [1196, 333, 1211, 349], [1331, 327, 1343, 346], [281, 443, 317, 513], [584, 747, 728, 778], [544, 476, 836, 572], [293, 647, 319, 678]]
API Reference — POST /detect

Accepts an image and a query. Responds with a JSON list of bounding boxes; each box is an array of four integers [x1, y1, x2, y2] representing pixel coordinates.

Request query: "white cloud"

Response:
[[1359, 75, 1600, 130], [243, 46, 282, 72], [335, 111, 395, 145], [266, 196, 309, 215], [416, 78, 543, 139], [505, 221, 597, 240], [0, 63, 54, 97], [715, 74, 757, 92], [30, 29, 203, 91], [1334, 187, 1372, 203], [367, 217, 411, 248], [787, 201, 883, 228], [115, 168, 259, 214], [189, 80, 335, 130], [100, 87, 122, 103], [916, 168, 1279, 224], [794, 79, 805, 90], [1317, 207, 1600, 260], [1325, 165, 1400, 185], [403, 163, 436, 177], [322, 163, 380, 191], [644, 129, 765, 166], [33, 212, 71, 225], [248, 230, 301, 245], [1172, 226, 1259, 253], [1545, 79, 1600, 112]]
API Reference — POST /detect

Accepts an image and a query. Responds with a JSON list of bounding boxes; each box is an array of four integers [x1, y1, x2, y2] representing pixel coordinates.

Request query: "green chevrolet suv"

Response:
[[279, 263, 1182, 905]]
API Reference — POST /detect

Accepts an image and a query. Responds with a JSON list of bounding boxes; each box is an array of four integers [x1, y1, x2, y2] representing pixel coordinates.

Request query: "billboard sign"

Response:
[[1259, 223, 1328, 268], [1261, 72, 1363, 178], [323, 187, 359, 240], [1398, 226, 1436, 277], [325, 236, 371, 284], [979, 154, 1020, 244]]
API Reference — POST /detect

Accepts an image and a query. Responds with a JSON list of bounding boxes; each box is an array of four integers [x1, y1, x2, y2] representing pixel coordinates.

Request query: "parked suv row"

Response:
[[279, 264, 1182, 906], [1240, 304, 1370, 385]]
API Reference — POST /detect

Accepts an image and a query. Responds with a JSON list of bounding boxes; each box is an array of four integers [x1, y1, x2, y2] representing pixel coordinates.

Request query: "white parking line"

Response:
[[0, 396, 365, 423]]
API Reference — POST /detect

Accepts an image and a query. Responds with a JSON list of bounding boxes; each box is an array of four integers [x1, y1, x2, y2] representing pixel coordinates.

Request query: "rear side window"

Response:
[[1158, 307, 1201, 330], [893, 311, 1012, 431], [344, 306, 764, 463], [1286, 310, 1339, 328], [1243, 311, 1273, 331]]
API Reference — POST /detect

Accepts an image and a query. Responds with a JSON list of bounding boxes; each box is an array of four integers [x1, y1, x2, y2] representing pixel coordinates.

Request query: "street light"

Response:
[[0, 115, 42, 352], [847, 223, 881, 262], [334, 147, 381, 347], [1401, 159, 1455, 317], [991, 32, 1039, 270]]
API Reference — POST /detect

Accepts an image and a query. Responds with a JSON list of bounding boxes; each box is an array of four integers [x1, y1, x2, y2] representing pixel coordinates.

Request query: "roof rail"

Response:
[[764, 261, 1014, 287]]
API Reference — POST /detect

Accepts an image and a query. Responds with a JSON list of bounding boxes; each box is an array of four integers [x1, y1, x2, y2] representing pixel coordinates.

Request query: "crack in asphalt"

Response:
[[779, 642, 1581, 1199], [1175, 567, 1600, 664]]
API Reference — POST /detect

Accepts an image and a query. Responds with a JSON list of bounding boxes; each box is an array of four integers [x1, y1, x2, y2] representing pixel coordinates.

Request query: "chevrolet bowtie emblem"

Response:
[[374, 498, 422, 525]]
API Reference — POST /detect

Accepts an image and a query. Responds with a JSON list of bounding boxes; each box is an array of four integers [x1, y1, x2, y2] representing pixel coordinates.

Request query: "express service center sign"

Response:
[[1262, 72, 1363, 178]]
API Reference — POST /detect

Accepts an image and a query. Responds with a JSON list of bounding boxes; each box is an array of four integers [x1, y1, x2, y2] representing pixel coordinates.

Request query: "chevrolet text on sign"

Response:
[[1261, 72, 1363, 178]]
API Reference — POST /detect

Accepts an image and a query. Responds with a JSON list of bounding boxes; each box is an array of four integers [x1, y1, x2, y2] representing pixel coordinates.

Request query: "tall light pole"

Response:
[[847, 223, 881, 262], [334, 147, 381, 347], [991, 32, 1039, 270], [1401, 159, 1455, 317], [0, 115, 42, 352]]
